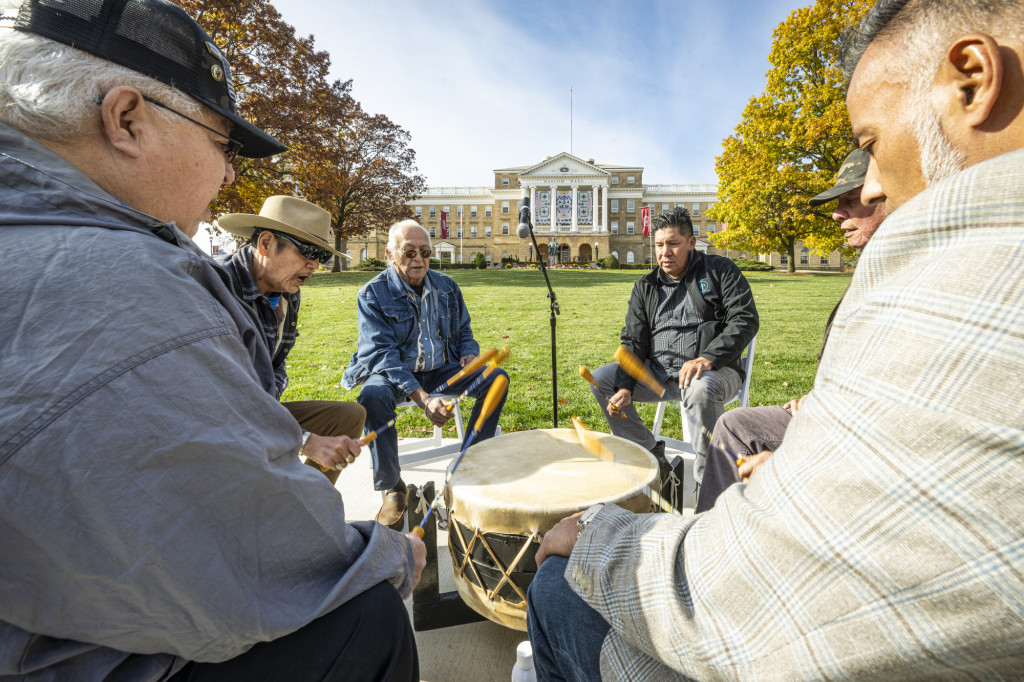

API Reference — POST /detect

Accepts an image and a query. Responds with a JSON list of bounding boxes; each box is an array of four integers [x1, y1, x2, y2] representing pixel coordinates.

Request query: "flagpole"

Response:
[[460, 211, 463, 264]]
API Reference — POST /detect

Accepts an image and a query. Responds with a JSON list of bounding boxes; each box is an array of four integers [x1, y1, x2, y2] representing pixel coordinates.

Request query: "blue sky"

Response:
[[272, 0, 813, 187]]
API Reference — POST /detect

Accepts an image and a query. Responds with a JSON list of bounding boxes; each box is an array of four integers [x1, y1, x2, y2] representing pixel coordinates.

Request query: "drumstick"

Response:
[[570, 416, 678, 515], [441, 347, 510, 410], [614, 347, 746, 469], [578, 365, 626, 419], [431, 348, 499, 395], [412, 374, 509, 539], [613, 346, 666, 398], [360, 416, 398, 445]]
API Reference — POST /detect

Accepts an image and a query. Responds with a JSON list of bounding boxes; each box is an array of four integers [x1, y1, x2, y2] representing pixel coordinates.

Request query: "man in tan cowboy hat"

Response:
[[219, 195, 364, 481]]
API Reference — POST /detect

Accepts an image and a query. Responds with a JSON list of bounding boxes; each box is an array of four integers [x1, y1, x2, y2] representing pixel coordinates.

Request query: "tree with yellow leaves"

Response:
[[709, 0, 871, 272]]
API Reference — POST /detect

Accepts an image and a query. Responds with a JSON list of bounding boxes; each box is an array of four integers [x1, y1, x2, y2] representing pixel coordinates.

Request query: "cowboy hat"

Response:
[[218, 195, 346, 258]]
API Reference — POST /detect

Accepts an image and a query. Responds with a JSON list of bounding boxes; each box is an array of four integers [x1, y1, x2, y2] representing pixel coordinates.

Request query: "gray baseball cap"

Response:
[[809, 149, 869, 207]]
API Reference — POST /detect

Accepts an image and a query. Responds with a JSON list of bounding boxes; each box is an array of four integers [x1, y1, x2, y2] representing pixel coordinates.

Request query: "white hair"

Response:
[[0, 18, 199, 140], [386, 219, 431, 255]]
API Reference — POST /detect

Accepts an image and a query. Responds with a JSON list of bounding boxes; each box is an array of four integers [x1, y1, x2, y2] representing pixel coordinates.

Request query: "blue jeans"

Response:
[[357, 362, 509, 491], [526, 557, 609, 682]]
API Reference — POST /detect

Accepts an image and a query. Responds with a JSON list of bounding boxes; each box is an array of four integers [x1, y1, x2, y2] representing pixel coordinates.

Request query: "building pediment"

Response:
[[516, 153, 610, 179], [434, 241, 457, 249]]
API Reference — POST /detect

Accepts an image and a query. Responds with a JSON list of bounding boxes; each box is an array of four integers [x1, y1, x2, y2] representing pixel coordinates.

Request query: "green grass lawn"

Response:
[[283, 268, 851, 440]]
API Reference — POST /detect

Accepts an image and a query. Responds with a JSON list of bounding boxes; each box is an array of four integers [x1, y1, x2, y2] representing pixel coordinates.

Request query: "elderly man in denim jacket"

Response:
[[342, 219, 508, 528]]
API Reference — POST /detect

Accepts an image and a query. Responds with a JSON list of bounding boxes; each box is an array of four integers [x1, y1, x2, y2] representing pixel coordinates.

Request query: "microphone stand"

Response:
[[520, 199, 561, 428]]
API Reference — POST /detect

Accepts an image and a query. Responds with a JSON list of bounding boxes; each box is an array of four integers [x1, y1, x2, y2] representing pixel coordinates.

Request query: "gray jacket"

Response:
[[0, 123, 413, 681]]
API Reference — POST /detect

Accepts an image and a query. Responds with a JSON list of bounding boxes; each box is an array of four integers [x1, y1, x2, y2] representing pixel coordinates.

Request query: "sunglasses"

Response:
[[142, 96, 243, 163], [272, 231, 334, 264], [401, 248, 433, 260]]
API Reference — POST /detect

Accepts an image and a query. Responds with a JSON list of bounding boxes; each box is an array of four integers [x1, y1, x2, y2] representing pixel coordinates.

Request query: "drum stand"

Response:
[[407, 481, 485, 631]]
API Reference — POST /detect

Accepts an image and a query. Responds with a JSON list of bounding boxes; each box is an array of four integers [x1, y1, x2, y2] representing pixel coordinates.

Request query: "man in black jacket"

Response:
[[588, 207, 758, 502]]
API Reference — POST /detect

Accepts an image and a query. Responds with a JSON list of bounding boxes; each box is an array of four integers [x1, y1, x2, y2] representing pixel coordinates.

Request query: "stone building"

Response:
[[343, 152, 842, 270]]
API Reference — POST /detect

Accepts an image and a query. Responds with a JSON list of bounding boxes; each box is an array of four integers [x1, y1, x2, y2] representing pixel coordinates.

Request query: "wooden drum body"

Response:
[[444, 428, 660, 630]]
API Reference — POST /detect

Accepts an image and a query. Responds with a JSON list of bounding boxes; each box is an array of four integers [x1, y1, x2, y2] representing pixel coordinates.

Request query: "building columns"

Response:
[[571, 185, 578, 232]]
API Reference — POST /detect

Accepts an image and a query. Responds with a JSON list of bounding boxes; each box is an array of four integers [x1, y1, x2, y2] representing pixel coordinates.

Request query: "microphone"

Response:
[[517, 191, 532, 238]]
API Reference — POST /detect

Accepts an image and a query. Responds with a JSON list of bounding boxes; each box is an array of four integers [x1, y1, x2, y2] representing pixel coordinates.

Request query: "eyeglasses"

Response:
[[142, 96, 243, 163], [272, 231, 334, 264], [401, 248, 433, 260]]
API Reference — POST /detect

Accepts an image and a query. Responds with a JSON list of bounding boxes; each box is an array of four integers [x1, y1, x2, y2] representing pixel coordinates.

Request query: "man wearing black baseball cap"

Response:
[[0, 1, 422, 680], [695, 148, 886, 513]]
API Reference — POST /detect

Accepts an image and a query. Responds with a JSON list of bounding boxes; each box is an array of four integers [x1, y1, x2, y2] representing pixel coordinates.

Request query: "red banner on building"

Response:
[[440, 211, 448, 239], [641, 206, 651, 236]]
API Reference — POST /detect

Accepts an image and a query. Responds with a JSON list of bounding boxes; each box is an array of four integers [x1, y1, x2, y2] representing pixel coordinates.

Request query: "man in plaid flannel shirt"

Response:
[[527, 0, 1024, 678]]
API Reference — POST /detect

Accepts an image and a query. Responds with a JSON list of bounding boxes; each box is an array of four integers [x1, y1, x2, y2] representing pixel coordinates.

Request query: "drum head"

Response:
[[446, 428, 660, 538]]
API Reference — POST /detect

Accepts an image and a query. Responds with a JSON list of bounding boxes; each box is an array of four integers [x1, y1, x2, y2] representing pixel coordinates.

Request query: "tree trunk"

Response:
[[787, 239, 796, 274]]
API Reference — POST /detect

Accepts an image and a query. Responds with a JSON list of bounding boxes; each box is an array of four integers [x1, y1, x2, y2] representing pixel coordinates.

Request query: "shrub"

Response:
[[429, 258, 442, 269], [731, 257, 774, 272], [473, 253, 487, 270], [356, 257, 387, 271], [601, 254, 620, 269]]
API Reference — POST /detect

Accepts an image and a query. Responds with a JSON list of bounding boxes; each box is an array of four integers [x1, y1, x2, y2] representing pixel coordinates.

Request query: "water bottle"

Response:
[[511, 640, 537, 682]]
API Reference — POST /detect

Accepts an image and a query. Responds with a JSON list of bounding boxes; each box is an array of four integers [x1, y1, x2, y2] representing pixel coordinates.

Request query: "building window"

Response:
[[800, 247, 809, 265], [443, 205, 450, 216], [781, 253, 789, 265], [429, 226, 436, 238], [626, 221, 634, 235], [485, 253, 492, 265], [471, 225, 477, 238], [626, 251, 635, 264], [626, 200, 635, 213], [611, 250, 619, 260], [611, 176, 619, 184], [820, 255, 829, 265], [611, 199, 619, 213], [360, 248, 367, 260], [415, 206, 422, 218], [485, 225, 492, 237], [502, 201, 509, 214], [611, 220, 619, 234], [502, 223, 509, 235], [485, 206, 492, 217], [502, 177, 509, 186], [627, 176, 635, 184], [457, 206, 463, 218], [691, 203, 700, 217], [707, 223, 715, 234], [429, 206, 436, 218], [471, 206, 477, 218], [457, 253, 463, 263], [457, 226, 463, 238], [662, 203, 669, 213]]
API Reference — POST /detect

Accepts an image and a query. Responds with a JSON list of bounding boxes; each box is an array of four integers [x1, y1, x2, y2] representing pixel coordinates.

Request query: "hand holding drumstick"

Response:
[[578, 365, 626, 419]]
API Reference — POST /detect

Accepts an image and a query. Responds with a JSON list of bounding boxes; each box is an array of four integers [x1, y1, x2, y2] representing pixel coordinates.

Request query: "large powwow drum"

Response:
[[444, 428, 660, 630]]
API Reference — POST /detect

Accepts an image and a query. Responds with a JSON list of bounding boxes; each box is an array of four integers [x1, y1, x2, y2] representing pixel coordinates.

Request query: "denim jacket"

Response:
[[341, 267, 479, 396]]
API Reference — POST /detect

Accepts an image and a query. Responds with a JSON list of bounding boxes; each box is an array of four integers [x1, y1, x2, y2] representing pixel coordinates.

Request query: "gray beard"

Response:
[[912, 102, 966, 186]]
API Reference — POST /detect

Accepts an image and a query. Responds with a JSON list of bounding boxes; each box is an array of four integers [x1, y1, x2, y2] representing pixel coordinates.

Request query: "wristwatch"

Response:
[[576, 504, 604, 536]]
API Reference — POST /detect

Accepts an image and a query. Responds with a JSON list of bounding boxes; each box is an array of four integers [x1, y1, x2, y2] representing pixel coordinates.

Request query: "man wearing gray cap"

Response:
[[695, 148, 886, 512], [0, 1, 422, 680]]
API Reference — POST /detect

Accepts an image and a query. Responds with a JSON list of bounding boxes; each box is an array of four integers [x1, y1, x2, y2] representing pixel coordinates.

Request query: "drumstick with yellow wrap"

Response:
[[429, 347, 499, 396], [570, 416, 678, 515], [613, 345, 746, 468], [441, 347, 510, 411], [412, 373, 509, 538], [578, 365, 626, 419]]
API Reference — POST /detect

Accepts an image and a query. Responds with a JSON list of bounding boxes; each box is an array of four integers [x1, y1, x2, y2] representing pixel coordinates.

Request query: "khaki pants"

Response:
[[284, 400, 366, 485]]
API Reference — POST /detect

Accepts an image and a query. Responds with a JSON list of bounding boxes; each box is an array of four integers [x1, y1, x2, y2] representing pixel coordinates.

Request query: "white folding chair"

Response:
[[387, 397, 468, 466], [651, 336, 757, 452]]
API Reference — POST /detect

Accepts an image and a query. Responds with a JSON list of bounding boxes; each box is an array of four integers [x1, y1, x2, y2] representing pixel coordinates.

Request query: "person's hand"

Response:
[[459, 354, 476, 367], [606, 388, 632, 417], [535, 511, 584, 568], [404, 531, 427, 598], [423, 396, 452, 427], [301, 434, 361, 472], [783, 395, 807, 414], [679, 356, 714, 389], [739, 450, 772, 482]]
